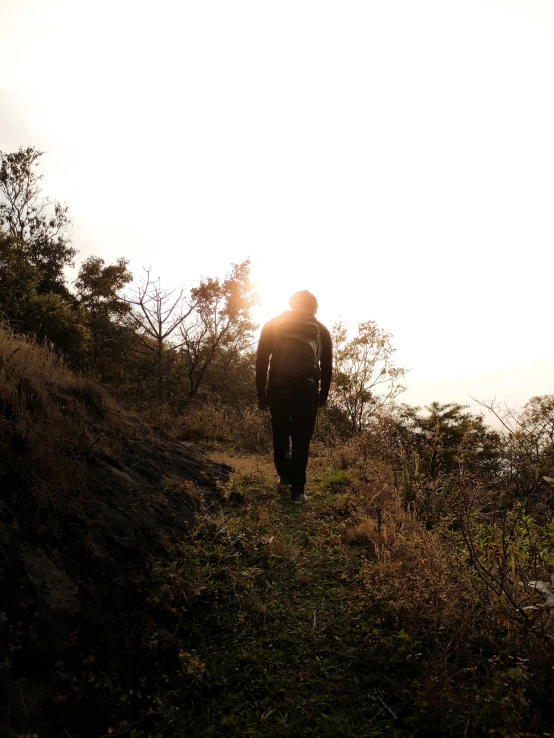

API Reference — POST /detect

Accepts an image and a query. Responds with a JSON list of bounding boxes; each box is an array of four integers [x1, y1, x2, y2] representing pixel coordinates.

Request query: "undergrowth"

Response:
[[2, 326, 554, 736], [140, 448, 554, 738]]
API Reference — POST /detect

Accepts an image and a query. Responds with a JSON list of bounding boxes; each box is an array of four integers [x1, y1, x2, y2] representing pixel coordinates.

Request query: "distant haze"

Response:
[[1, 0, 553, 427]]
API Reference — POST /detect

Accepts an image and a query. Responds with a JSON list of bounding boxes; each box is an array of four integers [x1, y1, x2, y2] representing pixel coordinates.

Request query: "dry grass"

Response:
[[141, 443, 554, 736], [0, 325, 115, 530], [3, 323, 553, 735], [0, 325, 232, 738], [140, 400, 272, 452]]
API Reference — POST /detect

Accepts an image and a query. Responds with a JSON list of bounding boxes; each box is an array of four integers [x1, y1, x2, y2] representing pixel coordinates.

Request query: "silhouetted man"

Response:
[[256, 291, 332, 503]]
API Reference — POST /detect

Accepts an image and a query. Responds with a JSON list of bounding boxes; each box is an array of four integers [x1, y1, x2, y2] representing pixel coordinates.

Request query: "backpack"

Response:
[[272, 314, 322, 381]]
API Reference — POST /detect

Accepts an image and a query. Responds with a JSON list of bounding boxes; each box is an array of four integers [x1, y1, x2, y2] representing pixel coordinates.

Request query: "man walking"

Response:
[[256, 290, 332, 503]]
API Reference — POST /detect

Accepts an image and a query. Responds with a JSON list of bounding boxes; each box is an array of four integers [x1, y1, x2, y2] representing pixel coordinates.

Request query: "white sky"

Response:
[[1, 0, 553, 425]]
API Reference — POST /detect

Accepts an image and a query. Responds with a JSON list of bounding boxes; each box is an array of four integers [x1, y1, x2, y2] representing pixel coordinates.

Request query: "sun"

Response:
[[251, 261, 333, 330]]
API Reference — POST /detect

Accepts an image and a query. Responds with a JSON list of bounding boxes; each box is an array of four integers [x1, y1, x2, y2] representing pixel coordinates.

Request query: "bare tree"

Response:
[[472, 394, 554, 497], [469, 395, 522, 436], [125, 269, 196, 404]]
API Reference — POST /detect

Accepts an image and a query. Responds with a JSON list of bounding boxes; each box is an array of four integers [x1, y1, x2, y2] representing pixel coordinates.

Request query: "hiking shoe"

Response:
[[277, 477, 291, 490], [290, 491, 308, 504]]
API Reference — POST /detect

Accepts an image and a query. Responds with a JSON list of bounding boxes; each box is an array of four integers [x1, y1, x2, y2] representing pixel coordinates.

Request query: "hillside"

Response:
[[146, 448, 554, 737], [0, 326, 230, 737], [2, 326, 554, 737]]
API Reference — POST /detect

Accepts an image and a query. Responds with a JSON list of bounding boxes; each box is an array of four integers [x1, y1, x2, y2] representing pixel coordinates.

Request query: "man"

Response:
[[256, 290, 333, 503]]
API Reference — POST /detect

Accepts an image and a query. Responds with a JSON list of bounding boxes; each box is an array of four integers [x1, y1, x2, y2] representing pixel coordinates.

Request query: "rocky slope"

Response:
[[0, 327, 230, 736]]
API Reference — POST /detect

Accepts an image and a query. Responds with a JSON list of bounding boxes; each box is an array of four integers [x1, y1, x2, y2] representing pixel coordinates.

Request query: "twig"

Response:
[[84, 436, 102, 456], [19, 682, 29, 719], [458, 478, 554, 652], [2, 345, 22, 363], [374, 690, 397, 720]]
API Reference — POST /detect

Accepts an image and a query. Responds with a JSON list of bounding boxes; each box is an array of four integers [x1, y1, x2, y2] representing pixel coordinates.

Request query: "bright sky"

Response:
[[1, 0, 553, 425]]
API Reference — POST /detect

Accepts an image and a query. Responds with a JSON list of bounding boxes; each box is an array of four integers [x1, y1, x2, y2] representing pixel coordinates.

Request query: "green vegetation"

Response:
[[2, 147, 554, 736], [0, 147, 259, 408], [137, 442, 553, 737], [122, 387, 554, 735]]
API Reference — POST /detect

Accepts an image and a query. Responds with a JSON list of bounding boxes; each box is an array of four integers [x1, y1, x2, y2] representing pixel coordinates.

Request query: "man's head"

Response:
[[289, 290, 318, 316]]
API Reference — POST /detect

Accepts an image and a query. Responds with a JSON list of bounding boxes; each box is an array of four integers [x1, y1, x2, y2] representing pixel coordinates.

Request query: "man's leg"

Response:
[[269, 405, 292, 483], [289, 390, 318, 496]]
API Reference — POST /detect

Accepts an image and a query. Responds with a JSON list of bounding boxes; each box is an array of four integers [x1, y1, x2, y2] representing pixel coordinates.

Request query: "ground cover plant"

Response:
[[141, 442, 554, 737], [2, 322, 554, 736], [1, 316, 553, 736]]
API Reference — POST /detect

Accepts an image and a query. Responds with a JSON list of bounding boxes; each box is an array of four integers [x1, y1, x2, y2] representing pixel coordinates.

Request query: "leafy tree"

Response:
[[518, 395, 554, 461], [400, 401, 502, 479], [200, 347, 257, 406], [22, 292, 89, 358], [179, 259, 258, 401], [0, 148, 88, 359], [0, 232, 39, 318], [76, 256, 133, 374], [0, 147, 75, 297], [331, 320, 407, 433], [0, 231, 87, 358]]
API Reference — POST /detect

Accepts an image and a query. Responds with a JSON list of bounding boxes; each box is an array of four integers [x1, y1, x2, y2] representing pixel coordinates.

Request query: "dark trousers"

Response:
[[268, 385, 318, 494]]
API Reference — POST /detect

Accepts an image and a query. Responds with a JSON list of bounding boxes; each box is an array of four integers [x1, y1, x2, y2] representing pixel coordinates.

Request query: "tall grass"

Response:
[[141, 400, 272, 452], [0, 324, 117, 532]]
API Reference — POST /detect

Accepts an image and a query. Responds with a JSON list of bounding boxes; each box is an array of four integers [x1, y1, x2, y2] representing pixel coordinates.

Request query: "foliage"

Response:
[[179, 258, 258, 401], [475, 394, 554, 499], [75, 255, 133, 374], [0, 232, 88, 359], [144, 400, 271, 452], [398, 401, 502, 479], [118, 260, 258, 408], [3, 144, 554, 735], [142, 446, 554, 737], [0, 146, 75, 297], [331, 320, 407, 434]]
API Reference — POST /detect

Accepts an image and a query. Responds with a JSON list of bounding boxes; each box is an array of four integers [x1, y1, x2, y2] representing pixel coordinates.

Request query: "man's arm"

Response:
[[255, 322, 273, 408], [318, 324, 333, 406]]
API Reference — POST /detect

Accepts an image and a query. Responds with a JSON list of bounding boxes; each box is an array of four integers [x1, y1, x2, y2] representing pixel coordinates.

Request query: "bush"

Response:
[[141, 400, 272, 452]]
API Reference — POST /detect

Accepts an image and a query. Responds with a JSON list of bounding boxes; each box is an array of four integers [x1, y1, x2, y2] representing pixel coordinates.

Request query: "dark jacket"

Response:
[[255, 310, 333, 404]]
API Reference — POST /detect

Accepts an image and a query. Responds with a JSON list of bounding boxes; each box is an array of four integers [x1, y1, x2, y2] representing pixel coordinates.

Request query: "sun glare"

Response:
[[2, 0, 553, 423], [251, 258, 339, 331]]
